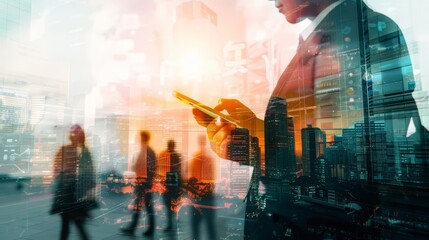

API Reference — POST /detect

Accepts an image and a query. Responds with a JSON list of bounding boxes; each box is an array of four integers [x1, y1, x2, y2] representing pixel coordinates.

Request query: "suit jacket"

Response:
[[257, 2, 429, 238], [267, 0, 429, 183]]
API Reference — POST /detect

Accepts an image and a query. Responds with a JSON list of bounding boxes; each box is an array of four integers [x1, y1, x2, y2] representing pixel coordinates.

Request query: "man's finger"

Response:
[[192, 108, 214, 127], [215, 98, 243, 112], [212, 124, 235, 146]]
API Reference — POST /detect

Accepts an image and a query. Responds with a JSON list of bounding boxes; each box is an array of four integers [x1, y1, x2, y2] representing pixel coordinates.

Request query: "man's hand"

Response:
[[192, 99, 258, 158]]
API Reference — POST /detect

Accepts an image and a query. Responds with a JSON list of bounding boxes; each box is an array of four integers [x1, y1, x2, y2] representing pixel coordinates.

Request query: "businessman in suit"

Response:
[[195, 0, 427, 173], [193, 0, 429, 238], [121, 131, 157, 237]]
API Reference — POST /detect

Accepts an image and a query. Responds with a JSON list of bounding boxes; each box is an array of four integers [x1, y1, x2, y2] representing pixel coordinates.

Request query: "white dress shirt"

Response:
[[301, 0, 345, 40]]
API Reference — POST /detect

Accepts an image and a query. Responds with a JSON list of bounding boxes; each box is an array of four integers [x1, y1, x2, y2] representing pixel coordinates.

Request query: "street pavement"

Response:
[[0, 181, 245, 240]]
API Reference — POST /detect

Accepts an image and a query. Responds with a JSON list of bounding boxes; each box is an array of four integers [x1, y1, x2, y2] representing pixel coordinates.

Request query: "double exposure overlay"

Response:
[[1, 0, 429, 239]]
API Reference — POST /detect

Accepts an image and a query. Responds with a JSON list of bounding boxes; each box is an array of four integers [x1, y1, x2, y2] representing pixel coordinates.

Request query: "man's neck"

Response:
[[301, 0, 344, 40]]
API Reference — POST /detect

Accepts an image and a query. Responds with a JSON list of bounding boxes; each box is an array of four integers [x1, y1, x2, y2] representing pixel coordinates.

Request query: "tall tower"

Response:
[[173, 0, 219, 84], [263, 97, 296, 210], [248, 136, 261, 203], [313, 155, 331, 184], [301, 125, 325, 178], [264, 97, 295, 179], [228, 128, 250, 199], [326, 135, 348, 182]]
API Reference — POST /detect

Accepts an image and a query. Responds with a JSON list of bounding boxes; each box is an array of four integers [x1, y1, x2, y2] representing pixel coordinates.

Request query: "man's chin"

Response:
[[285, 15, 308, 24], [285, 15, 299, 24]]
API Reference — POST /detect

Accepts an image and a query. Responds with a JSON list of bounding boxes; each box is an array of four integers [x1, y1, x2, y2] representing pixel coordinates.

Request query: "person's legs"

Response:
[[164, 188, 173, 230], [74, 219, 89, 240], [60, 214, 70, 240], [143, 191, 154, 236], [121, 184, 143, 235], [204, 208, 217, 240], [202, 197, 217, 240], [164, 186, 180, 231], [191, 207, 201, 240]]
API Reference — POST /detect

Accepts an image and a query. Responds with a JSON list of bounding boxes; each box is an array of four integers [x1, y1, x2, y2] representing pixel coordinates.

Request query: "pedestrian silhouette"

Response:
[[159, 139, 182, 231], [120, 130, 157, 237], [50, 124, 97, 240], [188, 135, 218, 240]]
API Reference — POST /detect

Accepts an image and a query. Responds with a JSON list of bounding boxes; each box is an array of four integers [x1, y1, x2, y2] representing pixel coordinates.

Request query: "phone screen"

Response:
[[172, 91, 243, 128]]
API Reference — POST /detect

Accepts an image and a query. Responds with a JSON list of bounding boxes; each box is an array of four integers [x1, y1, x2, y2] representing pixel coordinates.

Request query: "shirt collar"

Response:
[[301, 0, 344, 40]]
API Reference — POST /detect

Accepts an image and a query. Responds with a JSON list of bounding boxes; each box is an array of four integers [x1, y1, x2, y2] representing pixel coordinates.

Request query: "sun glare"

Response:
[[179, 50, 204, 80]]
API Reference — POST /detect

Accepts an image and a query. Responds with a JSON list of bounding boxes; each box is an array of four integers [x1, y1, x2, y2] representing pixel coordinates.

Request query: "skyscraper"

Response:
[[313, 155, 331, 184], [248, 136, 260, 203], [326, 136, 348, 182], [263, 97, 296, 210], [173, 0, 219, 73], [341, 123, 388, 181], [264, 97, 295, 179], [176, 0, 217, 26], [301, 125, 325, 178], [0, 0, 31, 42], [228, 128, 250, 198]]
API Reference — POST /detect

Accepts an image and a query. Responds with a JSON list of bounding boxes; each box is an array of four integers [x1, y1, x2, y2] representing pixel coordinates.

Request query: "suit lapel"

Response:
[[272, 33, 321, 100]]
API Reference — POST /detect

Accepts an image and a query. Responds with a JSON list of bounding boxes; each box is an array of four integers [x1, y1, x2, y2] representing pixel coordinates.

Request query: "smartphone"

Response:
[[172, 91, 243, 128]]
